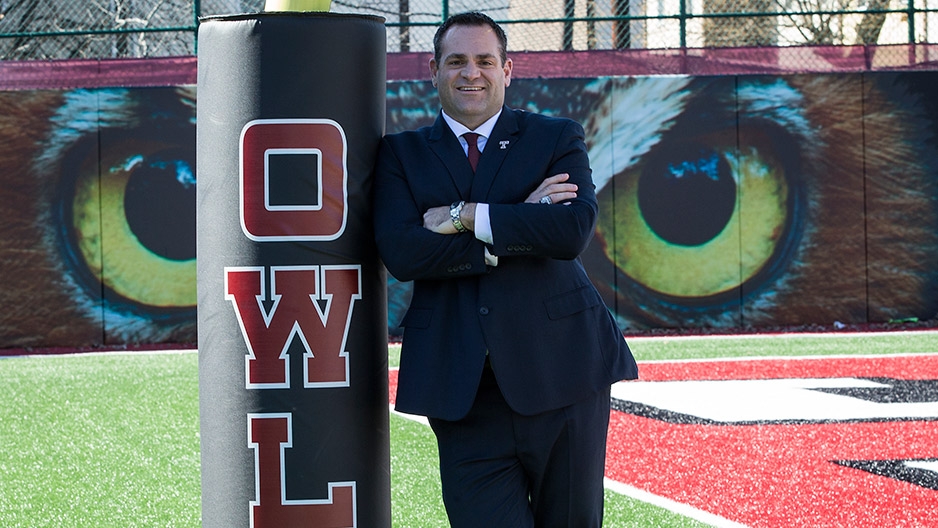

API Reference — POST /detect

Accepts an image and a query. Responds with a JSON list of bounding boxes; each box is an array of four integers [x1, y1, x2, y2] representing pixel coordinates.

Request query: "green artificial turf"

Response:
[[0, 352, 201, 527], [2, 330, 935, 526], [623, 330, 938, 361]]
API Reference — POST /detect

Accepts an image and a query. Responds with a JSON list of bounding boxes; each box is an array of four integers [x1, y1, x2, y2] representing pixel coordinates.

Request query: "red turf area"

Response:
[[390, 354, 938, 526], [605, 355, 938, 527]]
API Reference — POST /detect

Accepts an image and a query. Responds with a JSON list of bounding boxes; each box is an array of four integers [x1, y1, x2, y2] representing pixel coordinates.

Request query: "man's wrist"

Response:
[[459, 203, 476, 232]]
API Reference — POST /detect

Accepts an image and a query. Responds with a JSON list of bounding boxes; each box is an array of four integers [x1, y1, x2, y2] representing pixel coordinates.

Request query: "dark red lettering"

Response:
[[240, 119, 348, 241], [248, 413, 356, 527], [225, 265, 361, 388]]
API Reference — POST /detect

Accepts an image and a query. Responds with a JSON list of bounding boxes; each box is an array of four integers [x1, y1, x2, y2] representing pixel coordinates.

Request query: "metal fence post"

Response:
[[680, 0, 687, 48], [193, 0, 201, 53], [908, 0, 916, 43]]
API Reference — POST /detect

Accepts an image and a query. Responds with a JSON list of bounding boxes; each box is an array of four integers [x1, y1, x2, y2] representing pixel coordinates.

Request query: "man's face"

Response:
[[430, 24, 512, 130]]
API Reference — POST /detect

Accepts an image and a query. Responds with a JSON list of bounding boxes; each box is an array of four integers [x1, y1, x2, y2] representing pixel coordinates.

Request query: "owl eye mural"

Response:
[[385, 72, 938, 333], [0, 88, 198, 347], [1, 70, 936, 348]]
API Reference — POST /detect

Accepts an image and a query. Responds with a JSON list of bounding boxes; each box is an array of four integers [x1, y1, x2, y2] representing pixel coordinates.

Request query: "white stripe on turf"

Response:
[[603, 478, 750, 528]]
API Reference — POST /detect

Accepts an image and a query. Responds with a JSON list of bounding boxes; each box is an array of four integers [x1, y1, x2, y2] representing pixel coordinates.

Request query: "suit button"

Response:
[[479, 306, 490, 315]]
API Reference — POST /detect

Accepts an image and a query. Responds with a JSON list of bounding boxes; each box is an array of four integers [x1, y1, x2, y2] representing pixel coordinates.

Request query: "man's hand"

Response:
[[525, 173, 578, 204], [424, 203, 476, 234]]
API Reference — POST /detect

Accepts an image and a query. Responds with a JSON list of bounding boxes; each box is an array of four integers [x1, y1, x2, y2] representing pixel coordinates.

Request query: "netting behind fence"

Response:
[[0, 0, 936, 60]]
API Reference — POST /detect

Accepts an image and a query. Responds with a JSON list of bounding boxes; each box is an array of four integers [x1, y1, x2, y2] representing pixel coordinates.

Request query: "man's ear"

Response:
[[503, 57, 513, 87], [429, 59, 438, 86]]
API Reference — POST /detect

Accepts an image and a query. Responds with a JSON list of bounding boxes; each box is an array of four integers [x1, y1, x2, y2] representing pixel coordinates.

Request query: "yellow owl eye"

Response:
[[71, 143, 196, 309], [597, 140, 790, 300]]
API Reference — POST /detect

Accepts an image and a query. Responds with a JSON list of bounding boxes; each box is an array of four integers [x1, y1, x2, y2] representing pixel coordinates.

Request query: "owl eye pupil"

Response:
[[124, 154, 196, 261], [638, 149, 736, 247]]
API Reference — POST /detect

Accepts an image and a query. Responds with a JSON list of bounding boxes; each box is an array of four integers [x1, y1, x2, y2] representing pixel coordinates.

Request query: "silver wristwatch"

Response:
[[450, 200, 468, 233]]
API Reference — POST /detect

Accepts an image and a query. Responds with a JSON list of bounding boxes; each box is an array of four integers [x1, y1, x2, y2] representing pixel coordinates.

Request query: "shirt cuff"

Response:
[[484, 247, 499, 267], [475, 203, 498, 266], [474, 203, 494, 244]]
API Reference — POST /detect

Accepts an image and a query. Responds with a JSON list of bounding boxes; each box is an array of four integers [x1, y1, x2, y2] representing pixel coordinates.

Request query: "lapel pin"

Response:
[[499, 140, 510, 150]]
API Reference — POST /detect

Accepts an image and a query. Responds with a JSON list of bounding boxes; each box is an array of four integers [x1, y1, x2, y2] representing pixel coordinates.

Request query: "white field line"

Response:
[[623, 329, 938, 342], [603, 478, 750, 528], [6, 348, 198, 359], [635, 352, 938, 364]]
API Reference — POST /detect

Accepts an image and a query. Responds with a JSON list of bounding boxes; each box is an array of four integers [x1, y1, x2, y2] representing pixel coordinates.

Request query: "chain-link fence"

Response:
[[0, 0, 936, 59]]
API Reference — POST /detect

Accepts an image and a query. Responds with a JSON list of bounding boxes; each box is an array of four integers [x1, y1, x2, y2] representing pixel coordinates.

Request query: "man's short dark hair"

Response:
[[432, 11, 508, 66]]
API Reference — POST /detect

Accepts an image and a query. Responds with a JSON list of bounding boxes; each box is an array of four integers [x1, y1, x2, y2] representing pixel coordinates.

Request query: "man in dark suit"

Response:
[[373, 11, 638, 527]]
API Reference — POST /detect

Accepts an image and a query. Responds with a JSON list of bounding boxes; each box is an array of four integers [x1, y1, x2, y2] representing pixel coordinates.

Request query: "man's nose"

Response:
[[461, 63, 481, 79]]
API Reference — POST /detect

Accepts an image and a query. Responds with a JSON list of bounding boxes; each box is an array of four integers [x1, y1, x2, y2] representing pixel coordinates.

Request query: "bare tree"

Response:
[[0, 0, 194, 59], [698, 0, 899, 47], [855, 0, 890, 44], [704, 0, 778, 47], [774, 0, 894, 45]]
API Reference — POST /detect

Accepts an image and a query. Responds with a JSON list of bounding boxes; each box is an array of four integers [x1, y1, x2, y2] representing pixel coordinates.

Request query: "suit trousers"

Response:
[[428, 362, 612, 528]]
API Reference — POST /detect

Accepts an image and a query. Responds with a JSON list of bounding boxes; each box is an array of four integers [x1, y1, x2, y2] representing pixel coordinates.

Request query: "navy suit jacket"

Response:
[[374, 107, 638, 421]]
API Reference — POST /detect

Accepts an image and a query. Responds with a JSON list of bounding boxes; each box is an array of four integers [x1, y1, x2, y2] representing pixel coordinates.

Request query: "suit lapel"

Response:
[[428, 115, 474, 199], [471, 108, 520, 202]]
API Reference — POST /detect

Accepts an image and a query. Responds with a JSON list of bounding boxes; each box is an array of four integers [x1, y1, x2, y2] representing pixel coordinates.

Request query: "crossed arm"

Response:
[[374, 119, 596, 282], [422, 173, 579, 234]]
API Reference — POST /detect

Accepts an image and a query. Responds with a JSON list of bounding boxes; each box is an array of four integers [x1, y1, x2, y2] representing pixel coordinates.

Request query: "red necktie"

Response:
[[464, 132, 480, 172]]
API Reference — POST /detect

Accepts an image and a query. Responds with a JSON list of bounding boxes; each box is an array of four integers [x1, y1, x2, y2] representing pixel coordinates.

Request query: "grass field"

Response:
[[1, 331, 935, 526]]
